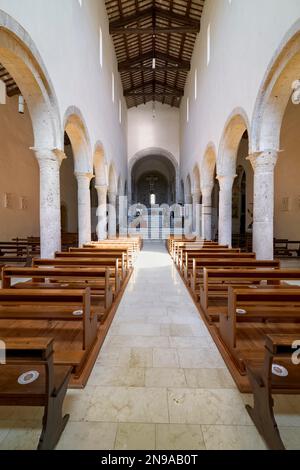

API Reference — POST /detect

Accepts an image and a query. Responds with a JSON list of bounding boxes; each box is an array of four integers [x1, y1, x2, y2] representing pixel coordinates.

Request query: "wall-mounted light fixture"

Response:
[[18, 95, 25, 114], [0, 79, 6, 105]]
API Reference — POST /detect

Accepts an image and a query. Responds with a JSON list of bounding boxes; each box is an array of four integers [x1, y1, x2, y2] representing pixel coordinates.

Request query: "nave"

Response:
[[0, 241, 300, 450]]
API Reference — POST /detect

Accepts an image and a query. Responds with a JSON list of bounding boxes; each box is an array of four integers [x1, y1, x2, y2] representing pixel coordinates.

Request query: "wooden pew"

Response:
[[32, 258, 121, 295], [245, 334, 300, 450], [2, 266, 114, 314], [177, 247, 241, 268], [0, 287, 97, 358], [218, 287, 300, 375], [200, 268, 300, 321], [190, 258, 280, 293], [183, 251, 256, 281], [68, 248, 131, 269], [0, 337, 71, 450]]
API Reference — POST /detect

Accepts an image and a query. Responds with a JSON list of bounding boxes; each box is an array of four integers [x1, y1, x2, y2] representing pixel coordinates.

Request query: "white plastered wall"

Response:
[[127, 102, 180, 162], [180, 0, 300, 182], [0, 0, 128, 184]]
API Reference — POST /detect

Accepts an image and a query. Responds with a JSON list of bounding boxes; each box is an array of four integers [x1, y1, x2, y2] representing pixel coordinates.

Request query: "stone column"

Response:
[[184, 194, 193, 237], [217, 174, 236, 247], [33, 147, 65, 258], [192, 190, 201, 238], [108, 191, 117, 239], [75, 172, 93, 247], [201, 184, 213, 240], [95, 185, 108, 240], [247, 150, 279, 260]]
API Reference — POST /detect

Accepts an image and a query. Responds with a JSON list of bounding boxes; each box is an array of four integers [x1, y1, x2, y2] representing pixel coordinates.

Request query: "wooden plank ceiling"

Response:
[[0, 64, 20, 97], [105, 0, 205, 108]]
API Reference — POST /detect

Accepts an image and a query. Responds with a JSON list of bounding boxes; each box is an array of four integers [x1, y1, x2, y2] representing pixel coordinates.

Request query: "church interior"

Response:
[[0, 0, 300, 451]]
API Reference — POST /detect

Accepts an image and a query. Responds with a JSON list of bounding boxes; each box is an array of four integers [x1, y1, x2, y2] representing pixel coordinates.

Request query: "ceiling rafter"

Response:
[[105, 0, 205, 108]]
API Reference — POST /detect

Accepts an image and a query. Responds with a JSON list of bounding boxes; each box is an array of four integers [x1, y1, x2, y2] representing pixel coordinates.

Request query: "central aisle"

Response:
[[59, 241, 267, 450], [2, 242, 299, 450]]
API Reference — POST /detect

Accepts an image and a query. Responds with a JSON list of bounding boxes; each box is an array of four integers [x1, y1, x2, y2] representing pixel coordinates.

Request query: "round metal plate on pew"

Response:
[[18, 371, 40, 385], [272, 364, 289, 377], [236, 308, 247, 315], [72, 309, 83, 316]]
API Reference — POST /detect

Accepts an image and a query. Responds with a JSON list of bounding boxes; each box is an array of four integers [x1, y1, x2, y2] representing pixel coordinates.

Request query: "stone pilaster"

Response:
[[95, 185, 108, 240], [217, 174, 236, 246], [247, 150, 279, 260], [32, 147, 65, 258], [75, 172, 93, 247], [201, 184, 214, 240], [108, 190, 117, 239], [192, 190, 201, 237]]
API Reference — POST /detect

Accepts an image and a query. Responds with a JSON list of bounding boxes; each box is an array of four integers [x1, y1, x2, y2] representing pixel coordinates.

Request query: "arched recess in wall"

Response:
[[218, 109, 252, 248], [201, 144, 218, 240], [62, 107, 92, 239], [0, 10, 63, 257], [251, 19, 300, 253], [128, 147, 179, 205]]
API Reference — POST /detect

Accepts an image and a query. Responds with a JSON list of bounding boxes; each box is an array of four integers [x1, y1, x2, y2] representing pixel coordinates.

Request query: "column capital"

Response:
[[246, 149, 280, 172], [75, 172, 94, 182], [31, 147, 67, 165], [217, 173, 237, 191]]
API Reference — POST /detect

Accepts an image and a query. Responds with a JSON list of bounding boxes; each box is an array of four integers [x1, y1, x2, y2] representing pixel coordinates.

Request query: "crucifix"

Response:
[[146, 175, 158, 193]]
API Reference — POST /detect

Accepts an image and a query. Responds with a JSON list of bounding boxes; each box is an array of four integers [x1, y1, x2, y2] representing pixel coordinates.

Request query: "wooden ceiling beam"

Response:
[[109, 6, 200, 31], [124, 79, 184, 96], [118, 50, 190, 71], [110, 25, 200, 34]]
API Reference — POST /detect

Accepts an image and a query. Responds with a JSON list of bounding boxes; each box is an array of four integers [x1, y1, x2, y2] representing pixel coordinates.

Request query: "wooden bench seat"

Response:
[[2, 266, 114, 314], [245, 334, 300, 449], [177, 247, 241, 267], [0, 337, 71, 450], [0, 288, 97, 356], [183, 252, 256, 281], [190, 258, 280, 292], [218, 288, 300, 375], [200, 268, 300, 320]]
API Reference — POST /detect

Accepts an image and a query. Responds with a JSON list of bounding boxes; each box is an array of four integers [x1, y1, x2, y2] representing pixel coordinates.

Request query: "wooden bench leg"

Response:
[[245, 368, 285, 450], [37, 374, 70, 450]]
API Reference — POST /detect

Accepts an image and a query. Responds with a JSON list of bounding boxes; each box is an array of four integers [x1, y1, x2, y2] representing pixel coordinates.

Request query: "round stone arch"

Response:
[[63, 106, 92, 174], [0, 11, 63, 258], [251, 18, 300, 152], [192, 164, 201, 193], [201, 143, 217, 188], [108, 162, 118, 194], [128, 147, 179, 204], [93, 141, 107, 186], [0, 10, 62, 150], [218, 108, 250, 176]]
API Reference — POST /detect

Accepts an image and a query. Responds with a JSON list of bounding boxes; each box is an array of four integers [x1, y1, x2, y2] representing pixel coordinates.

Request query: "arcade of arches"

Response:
[[1, 0, 300, 452]]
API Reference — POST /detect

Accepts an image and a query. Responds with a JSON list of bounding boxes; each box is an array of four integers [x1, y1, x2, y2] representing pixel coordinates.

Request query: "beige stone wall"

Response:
[[275, 100, 300, 240], [0, 95, 39, 240]]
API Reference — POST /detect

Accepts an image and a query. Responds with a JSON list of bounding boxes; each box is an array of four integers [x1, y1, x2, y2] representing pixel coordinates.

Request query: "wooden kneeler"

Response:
[[0, 337, 72, 450], [245, 334, 300, 450]]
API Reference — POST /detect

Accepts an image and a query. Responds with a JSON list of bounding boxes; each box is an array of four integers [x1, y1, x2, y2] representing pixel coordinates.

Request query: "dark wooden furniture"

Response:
[[245, 334, 300, 450], [0, 337, 71, 450]]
